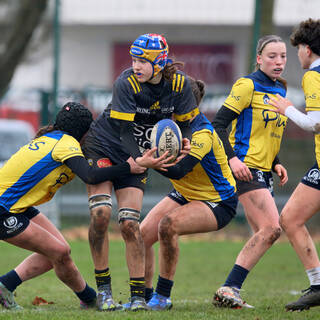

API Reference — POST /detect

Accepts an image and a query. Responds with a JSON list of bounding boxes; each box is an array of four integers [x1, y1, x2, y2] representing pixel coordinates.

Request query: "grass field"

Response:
[[1, 236, 320, 319]]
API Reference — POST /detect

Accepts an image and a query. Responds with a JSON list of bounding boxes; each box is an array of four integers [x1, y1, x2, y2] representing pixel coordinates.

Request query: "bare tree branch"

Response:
[[0, 0, 48, 98]]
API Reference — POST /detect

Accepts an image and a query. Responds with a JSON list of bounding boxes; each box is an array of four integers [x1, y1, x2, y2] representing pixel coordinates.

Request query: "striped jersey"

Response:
[[303, 65, 320, 167], [170, 113, 236, 202], [87, 68, 199, 163], [224, 69, 287, 171], [0, 131, 83, 213]]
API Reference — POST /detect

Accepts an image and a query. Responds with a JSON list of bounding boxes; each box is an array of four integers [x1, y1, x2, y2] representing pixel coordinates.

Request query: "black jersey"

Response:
[[87, 68, 199, 163]]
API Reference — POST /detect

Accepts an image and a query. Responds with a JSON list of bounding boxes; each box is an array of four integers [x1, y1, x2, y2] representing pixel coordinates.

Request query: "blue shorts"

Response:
[[0, 206, 40, 240], [167, 190, 238, 230], [236, 168, 274, 196], [301, 163, 320, 190]]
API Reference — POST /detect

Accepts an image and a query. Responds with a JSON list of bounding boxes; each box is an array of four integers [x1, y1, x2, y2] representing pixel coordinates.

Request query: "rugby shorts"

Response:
[[167, 189, 238, 230], [0, 206, 40, 240], [236, 168, 274, 196]]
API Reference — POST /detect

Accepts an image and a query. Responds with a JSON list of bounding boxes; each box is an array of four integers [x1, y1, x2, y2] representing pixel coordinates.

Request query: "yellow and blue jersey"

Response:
[[303, 65, 320, 167], [0, 131, 83, 214], [170, 113, 236, 202], [224, 69, 287, 171]]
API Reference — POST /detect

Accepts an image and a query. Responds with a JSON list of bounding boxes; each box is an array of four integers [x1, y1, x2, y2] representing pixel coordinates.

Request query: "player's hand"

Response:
[[274, 163, 288, 186], [229, 156, 253, 181], [135, 147, 175, 171], [181, 138, 191, 154], [269, 94, 293, 115], [173, 138, 191, 163], [127, 157, 147, 174]]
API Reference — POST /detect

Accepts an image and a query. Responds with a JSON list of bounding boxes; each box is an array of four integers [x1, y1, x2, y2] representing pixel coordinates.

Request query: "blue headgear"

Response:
[[129, 33, 170, 78]]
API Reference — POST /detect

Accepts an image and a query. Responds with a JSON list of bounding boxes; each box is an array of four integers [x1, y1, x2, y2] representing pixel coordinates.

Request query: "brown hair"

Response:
[[188, 76, 205, 105], [162, 60, 184, 81], [34, 124, 55, 139], [290, 18, 320, 56]]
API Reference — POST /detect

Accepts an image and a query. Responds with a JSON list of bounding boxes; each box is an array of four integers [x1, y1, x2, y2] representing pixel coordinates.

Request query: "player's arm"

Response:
[[64, 156, 137, 184], [269, 94, 320, 132], [156, 154, 199, 179], [212, 106, 238, 160], [176, 120, 192, 140]]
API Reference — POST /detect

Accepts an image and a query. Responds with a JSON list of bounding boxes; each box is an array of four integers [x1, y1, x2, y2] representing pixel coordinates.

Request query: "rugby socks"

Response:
[[224, 264, 249, 289], [145, 287, 154, 302], [95, 268, 111, 291], [75, 283, 97, 303], [129, 277, 145, 298], [0, 270, 22, 292], [307, 267, 320, 287], [155, 275, 173, 298]]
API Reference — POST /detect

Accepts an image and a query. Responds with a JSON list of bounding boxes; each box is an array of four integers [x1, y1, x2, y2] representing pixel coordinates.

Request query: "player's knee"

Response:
[[264, 225, 282, 244], [90, 209, 110, 234], [88, 194, 112, 211], [89, 194, 112, 233], [120, 219, 140, 242], [53, 243, 72, 265], [158, 215, 176, 240]]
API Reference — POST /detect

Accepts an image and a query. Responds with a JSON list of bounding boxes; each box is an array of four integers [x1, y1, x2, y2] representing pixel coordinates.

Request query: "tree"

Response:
[[0, 0, 49, 98], [248, 0, 275, 73]]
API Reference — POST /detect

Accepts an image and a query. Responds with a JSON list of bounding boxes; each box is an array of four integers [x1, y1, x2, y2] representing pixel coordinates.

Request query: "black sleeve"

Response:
[[272, 155, 281, 172], [119, 120, 142, 160], [156, 154, 199, 179], [64, 156, 130, 184], [176, 120, 192, 140], [211, 106, 239, 160]]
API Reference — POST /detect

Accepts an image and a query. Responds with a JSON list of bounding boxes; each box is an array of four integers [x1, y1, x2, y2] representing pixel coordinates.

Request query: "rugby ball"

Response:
[[150, 119, 182, 161]]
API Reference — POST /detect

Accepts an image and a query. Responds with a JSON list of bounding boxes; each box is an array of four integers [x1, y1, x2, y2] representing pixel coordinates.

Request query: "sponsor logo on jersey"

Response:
[[97, 158, 112, 168], [306, 93, 317, 100], [230, 90, 240, 101], [150, 101, 160, 110], [262, 110, 286, 128], [263, 94, 270, 104], [52, 173, 69, 187], [191, 140, 204, 149]]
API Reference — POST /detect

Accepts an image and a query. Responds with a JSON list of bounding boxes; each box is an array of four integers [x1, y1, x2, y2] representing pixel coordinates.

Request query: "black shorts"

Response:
[[236, 168, 274, 196], [167, 190, 238, 230], [0, 206, 40, 240], [82, 135, 148, 191], [301, 163, 320, 190]]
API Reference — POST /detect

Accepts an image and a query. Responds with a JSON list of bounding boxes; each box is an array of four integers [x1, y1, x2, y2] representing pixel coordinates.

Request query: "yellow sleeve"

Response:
[[303, 71, 320, 111], [223, 78, 254, 114], [189, 129, 212, 160], [52, 134, 84, 162]]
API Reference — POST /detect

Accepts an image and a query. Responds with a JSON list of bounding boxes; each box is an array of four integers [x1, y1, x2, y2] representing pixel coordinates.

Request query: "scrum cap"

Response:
[[54, 102, 93, 141], [130, 33, 169, 77]]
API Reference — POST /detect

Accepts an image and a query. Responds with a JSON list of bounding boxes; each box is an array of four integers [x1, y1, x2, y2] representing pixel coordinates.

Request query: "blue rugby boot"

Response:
[[147, 292, 172, 311], [0, 282, 22, 310]]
